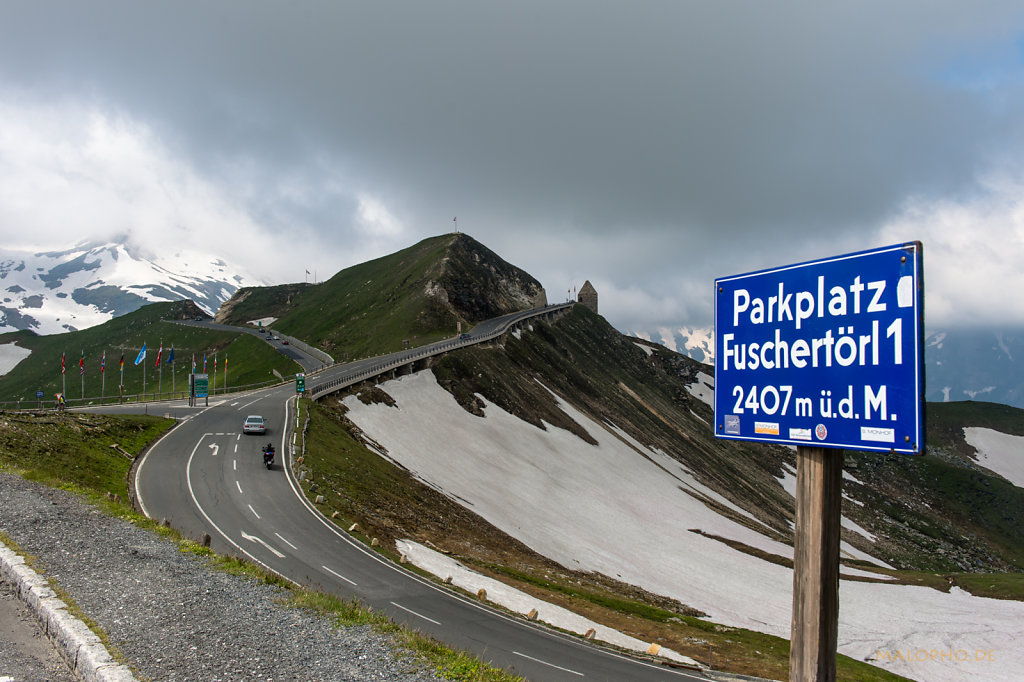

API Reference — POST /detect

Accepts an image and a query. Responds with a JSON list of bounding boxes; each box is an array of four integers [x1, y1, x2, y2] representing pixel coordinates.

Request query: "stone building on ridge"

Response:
[[578, 280, 598, 314]]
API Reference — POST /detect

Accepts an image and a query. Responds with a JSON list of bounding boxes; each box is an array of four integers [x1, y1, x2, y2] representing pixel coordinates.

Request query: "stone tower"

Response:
[[578, 280, 598, 314]]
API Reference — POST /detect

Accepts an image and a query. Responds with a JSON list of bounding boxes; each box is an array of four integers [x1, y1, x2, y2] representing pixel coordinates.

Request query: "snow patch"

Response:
[[686, 371, 714, 408], [632, 341, 654, 357], [247, 317, 277, 328], [964, 427, 1024, 488], [0, 342, 31, 375], [841, 516, 878, 543], [396, 539, 701, 667]]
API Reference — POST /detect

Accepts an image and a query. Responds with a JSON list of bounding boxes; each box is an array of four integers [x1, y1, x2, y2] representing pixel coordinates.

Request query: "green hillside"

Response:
[[0, 300, 301, 407], [218, 233, 545, 360]]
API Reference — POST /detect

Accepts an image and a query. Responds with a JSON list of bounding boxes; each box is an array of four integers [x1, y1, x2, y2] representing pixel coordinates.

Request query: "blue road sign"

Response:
[[714, 242, 924, 453]]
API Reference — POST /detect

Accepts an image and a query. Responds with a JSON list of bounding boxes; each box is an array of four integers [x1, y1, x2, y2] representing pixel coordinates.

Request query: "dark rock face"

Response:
[[436, 234, 547, 323]]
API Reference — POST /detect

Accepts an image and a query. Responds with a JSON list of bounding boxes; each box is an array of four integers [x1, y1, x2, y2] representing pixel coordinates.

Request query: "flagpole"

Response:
[[101, 351, 106, 404]]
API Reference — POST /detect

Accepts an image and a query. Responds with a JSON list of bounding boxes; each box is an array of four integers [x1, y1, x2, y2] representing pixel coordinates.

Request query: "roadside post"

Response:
[[714, 242, 924, 681]]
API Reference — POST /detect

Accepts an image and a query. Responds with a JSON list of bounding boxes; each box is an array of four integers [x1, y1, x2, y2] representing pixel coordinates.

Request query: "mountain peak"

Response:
[[0, 242, 259, 335]]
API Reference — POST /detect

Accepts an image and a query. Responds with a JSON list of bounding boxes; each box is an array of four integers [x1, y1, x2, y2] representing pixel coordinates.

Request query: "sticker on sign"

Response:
[[714, 242, 924, 454]]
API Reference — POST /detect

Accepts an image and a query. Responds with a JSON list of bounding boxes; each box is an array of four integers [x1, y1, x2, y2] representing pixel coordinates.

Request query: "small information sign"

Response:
[[714, 242, 924, 453], [192, 373, 209, 399]]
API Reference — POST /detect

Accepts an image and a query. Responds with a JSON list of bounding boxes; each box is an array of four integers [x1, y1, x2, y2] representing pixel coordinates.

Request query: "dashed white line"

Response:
[[275, 533, 298, 550], [248, 504, 260, 519], [236, 481, 243, 494], [390, 601, 441, 626], [321, 565, 357, 586], [513, 652, 583, 676]]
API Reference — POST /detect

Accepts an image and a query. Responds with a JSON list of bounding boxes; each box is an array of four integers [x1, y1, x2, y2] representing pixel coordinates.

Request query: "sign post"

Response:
[[714, 242, 924, 682], [191, 373, 209, 407]]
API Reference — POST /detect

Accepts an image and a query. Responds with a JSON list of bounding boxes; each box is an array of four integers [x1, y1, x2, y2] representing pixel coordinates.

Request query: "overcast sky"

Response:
[[2, 2, 1024, 334]]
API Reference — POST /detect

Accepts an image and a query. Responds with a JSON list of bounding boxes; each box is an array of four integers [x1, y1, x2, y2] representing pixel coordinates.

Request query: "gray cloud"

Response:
[[2, 1, 1024, 333]]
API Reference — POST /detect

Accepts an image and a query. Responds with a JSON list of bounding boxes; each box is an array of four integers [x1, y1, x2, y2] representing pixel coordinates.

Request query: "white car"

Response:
[[243, 415, 266, 434]]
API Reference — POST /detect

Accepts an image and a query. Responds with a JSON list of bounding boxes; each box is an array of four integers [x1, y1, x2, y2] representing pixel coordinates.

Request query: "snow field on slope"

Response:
[[0, 343, 31, 375], [963, 427, 1024, 488], [342, 370, 1024, 682]]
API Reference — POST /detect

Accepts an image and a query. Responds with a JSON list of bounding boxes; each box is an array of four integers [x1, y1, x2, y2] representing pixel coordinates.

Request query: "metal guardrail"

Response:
[[308, 302, 575, 401]]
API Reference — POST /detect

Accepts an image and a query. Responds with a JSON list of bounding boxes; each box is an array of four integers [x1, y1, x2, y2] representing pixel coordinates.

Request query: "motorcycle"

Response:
[[262, 443, 275, 470]]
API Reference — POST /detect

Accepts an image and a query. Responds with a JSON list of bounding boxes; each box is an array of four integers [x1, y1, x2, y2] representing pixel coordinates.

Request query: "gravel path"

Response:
[[0, 472, 447, 681]]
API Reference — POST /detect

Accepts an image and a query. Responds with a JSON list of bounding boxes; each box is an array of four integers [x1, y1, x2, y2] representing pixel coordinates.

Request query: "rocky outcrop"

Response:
[[434, 234, 547, 323]]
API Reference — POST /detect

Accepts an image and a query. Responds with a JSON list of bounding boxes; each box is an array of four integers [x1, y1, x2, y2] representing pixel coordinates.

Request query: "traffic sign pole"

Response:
[[789, 446, 842, 682]]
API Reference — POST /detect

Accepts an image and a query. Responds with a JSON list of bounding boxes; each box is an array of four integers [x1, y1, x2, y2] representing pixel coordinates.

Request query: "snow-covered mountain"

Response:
[[629, 325, 714, 364], [925, 327, 1024, 409], [0, 242, 260, 335]]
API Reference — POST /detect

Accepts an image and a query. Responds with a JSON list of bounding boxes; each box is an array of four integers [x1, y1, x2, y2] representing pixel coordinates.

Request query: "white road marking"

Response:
[[321, 565, 357, 586], [241, 531, 285, 558], [275, 533, 298, 550], [233, 459, 237, 471], [238, 397, 262, 411], [248, 504, 260, 519], [209, 444, 219, 457], [513, 652, 583, 676], [236, 480, 243, 494], [234, 443, 238, 453], [390, 601, 441, 626]]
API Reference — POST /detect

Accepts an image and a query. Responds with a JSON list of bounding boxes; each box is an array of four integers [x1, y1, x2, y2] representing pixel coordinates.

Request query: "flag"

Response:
[[191, 354, 196, 372], [155, 343, 163, 368], [134, 343, 147, 365], [61, 352, 66, 375], [79, 353, 84, 376], [119, 354, 124, 371], [167, 346, 175, 365], [306, 269, 311, 275], [101, 351, 106, 374], [203, 354, 207, 372], [453, 216, 457, 222]]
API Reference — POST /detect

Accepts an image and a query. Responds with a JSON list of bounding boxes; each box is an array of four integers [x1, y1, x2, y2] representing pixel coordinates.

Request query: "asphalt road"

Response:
[[131, 306, 709, 682]]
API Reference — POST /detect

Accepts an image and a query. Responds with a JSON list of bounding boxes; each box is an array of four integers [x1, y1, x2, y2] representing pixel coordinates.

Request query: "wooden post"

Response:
[[790, 446, 843, 682]]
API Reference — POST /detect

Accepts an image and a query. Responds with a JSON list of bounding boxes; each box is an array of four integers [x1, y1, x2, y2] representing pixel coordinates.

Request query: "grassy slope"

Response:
[[221, 235, 460, 360], [218, 233, 546, 363], [0, 301, 301, 402], [0, 411, 173, 495]]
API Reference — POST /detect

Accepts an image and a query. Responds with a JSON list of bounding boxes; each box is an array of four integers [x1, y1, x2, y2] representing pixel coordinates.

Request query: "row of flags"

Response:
[[60, 345, 226, 375]]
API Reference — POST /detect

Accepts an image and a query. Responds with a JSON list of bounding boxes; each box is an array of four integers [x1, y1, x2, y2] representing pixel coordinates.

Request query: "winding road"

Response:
[[131, 305, 708, 682]]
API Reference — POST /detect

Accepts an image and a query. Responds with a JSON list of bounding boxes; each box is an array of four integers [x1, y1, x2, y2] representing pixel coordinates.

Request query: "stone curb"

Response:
[[0, 542, 137, 682]]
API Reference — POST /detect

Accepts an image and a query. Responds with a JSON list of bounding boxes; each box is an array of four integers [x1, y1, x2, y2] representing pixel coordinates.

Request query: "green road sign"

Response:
[[192, 373, 209, 398], [296, 373, 305, 393]]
